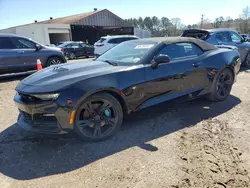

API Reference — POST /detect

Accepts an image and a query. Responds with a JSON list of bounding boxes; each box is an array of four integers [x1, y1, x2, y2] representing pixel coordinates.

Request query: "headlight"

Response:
[[32, 93, 60, 100]]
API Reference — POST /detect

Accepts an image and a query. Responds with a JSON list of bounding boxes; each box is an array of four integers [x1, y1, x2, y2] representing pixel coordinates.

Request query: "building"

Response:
[[0, 9, 150, 45]]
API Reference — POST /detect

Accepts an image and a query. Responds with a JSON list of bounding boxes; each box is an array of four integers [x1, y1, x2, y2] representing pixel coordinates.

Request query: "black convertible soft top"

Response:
[[140, 37, 217, 51]]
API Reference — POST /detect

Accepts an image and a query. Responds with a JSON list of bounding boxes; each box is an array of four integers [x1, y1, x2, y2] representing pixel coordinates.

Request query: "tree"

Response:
[[126, 16, 184, 37], [138, 17, 144, 29], [144, 17, 153, 31], [161, 17, 171, 29], [225, 16, 233, 28], [152, 16, 160, 29], [170, 18, 181, 36], [214, 16, 224, 28], [240, 6, 250, 33], [171, 17, 181, 28]]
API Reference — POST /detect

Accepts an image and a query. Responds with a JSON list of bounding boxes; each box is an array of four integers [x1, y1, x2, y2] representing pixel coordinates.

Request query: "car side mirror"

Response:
[[35, 44, 41, 51], [151, 54, 171, 68]]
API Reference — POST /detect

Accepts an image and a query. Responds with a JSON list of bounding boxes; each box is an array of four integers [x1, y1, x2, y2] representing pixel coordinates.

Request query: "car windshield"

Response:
[[97, 41, 157, 65]]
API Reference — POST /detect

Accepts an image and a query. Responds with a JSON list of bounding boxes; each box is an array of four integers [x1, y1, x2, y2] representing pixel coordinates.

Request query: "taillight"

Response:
[[95, 44, 104, 47], [61, 48, 64, 52]]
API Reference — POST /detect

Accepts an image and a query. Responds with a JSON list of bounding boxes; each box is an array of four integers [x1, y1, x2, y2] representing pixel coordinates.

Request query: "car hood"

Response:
[[238, 42, 250, 48], [43, 46, 61, 51], [16, 61, 123, 93]]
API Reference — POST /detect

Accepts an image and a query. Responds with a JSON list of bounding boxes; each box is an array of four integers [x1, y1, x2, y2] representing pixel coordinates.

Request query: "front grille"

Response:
[[20, 110, 60, 132]]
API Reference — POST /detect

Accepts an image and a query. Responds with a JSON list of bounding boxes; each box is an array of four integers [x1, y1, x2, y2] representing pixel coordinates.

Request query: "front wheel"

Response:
[[207, 68, 234, 101], [46, 57, 63, 67], [68, 52, 76, 60], [244, 53, 250, 66], [74, 93, 123, 141]]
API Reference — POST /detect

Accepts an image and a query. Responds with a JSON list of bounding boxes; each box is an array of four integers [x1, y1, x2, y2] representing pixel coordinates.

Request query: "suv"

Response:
[[57, 41, 94, 60], [0, 34, 67, 74], [94, 35, 139, 56], [182, 29, 250, 66]]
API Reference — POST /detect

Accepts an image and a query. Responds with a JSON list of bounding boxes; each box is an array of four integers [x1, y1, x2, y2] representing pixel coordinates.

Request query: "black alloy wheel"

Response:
[[208, 68, 234, 101], [74, 93, 123, 141], [47, 57, 62, 66]]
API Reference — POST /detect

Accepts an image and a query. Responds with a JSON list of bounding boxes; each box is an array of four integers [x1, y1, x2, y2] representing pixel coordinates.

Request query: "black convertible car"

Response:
[[14, 37, 241, 141]]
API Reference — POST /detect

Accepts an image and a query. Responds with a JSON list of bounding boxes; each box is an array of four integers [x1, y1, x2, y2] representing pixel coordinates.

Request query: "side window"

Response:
[[11, 38, 36, 49], [0, 37, 15, 49], [158, 43, 203, 60], [65, 44, 72, 48], [216, 32, 231, 42], [71, 43, 80, 48], [108, 39, 118, 44], [230, 32, 242, 43]]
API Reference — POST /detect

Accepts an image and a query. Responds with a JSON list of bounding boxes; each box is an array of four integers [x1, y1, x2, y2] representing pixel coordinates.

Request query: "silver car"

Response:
[[182, 29, 250, 66], [0, 34, 67, 74]]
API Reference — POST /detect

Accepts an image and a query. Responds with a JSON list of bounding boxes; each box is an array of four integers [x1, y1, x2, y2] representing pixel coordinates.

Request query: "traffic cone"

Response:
[[37, 59, 43, 71]]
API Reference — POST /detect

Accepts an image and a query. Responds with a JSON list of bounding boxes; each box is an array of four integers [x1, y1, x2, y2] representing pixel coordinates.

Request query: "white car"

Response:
[[94, 35, 139, 56]]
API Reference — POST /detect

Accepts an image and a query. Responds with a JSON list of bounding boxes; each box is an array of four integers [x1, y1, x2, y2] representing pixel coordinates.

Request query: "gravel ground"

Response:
[[1, 66, 250, 188]]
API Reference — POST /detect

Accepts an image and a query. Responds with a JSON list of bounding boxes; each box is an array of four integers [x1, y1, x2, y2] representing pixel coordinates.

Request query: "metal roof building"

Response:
[[0, 9, 138, 45]]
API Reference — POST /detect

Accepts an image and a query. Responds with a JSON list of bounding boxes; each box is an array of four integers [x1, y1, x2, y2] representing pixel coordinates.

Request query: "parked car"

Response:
[[241, 34, 250, 42], [57, 41, 94, 60], [56, 41, 71, 46], [14, 37, 241, 141], [0, 34, 67, 74], [182, 29, 250, 66], [94, 35, 139, 56]]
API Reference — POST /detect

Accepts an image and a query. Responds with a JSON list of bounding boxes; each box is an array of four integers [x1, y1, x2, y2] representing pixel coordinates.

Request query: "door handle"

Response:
[[192, 63, 200, 68], [17, 51, 25, 54]]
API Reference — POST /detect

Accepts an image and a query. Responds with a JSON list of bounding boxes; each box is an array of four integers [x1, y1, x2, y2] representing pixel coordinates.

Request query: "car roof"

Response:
[[0, 33, 29, 38], [101, 35, 139, 39], [136, 37, 217, 51], [205, 28, 237, 33]]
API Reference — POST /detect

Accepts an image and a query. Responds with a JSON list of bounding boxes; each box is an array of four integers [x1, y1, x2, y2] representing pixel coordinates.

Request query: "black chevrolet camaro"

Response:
[[14, 37, 241, 141]]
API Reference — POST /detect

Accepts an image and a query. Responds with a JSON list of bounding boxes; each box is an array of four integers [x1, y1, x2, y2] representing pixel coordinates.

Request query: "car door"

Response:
[[71, 43, 83, 57], [81, 43, 94, 56], [142, 43, 208, 107], [0, 37, 20, 74], [229, 31, 248, 61], [215, 31, 232, 46], [10, 37, 41, 70]]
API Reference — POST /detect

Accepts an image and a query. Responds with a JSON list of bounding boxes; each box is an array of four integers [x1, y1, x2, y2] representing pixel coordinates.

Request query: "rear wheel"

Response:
[[74, 93, 123, 141], [208, 68, 234, 101]]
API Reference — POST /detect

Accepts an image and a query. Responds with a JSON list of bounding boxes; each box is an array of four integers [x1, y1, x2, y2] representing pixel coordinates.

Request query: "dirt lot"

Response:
[[1, 68, 250, 188]]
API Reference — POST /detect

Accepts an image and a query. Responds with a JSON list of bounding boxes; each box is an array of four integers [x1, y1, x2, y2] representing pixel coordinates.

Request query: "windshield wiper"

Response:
[[103, 60, 118, 66]]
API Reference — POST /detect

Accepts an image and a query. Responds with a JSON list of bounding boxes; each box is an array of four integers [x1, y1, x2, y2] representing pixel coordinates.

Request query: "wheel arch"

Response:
[[45, 55, 65, 66], [242, 49, 250, 63], [74, 88, 129, 115]]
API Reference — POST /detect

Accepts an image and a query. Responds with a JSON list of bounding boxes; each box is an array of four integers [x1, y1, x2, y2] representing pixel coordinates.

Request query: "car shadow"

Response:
[[0, 95, 241, 180]]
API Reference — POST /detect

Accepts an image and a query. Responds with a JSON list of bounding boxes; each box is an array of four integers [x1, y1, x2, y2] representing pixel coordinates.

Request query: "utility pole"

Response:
[[201, 14, 204, 29]]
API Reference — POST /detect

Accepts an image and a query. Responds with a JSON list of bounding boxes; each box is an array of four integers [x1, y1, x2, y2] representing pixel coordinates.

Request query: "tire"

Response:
[[68, 52, 76, 60], [207, 68, 234, 101], [46, 57, 63, 67], [74, 93, 123, 141], [244, 52, 250, 67]]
